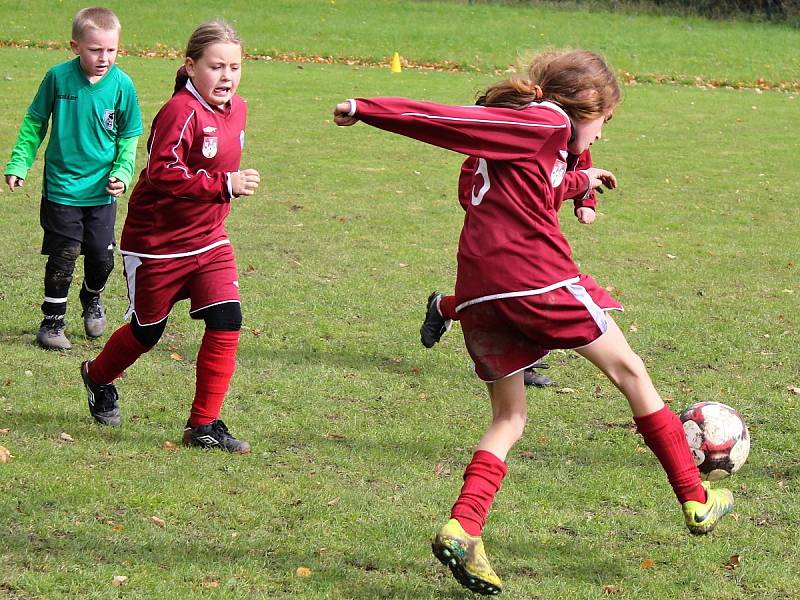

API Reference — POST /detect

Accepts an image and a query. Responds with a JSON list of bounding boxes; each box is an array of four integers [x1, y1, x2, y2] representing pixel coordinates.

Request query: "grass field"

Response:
[[1, 2, 799, 599]]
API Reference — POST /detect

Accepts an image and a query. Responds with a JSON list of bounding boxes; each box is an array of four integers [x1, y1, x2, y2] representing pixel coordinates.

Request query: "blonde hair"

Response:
[[185, 20, 243, 62], [477, 50, 621, 121], [174, 20, 243, 94], [71, 7, 120, 41]]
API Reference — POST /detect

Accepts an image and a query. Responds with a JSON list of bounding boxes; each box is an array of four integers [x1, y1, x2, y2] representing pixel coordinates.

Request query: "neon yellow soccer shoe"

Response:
[[682, 482, 734, 535], [432, 518, 502, 595]]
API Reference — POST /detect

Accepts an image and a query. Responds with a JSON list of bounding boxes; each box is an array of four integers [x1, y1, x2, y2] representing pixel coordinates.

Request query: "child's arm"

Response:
[[334, 97, 567, 162], [4, 114, 48, 192], [106, 135, 140, 197]]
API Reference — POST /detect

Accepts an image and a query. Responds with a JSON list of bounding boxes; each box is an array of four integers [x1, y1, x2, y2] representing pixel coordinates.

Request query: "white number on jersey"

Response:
[[470, 158, 490, 206]]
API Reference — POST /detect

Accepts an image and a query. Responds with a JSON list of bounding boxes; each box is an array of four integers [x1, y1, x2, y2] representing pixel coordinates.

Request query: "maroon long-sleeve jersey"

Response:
[[350, 97, 589, 306], [120, 80, 247, 258]]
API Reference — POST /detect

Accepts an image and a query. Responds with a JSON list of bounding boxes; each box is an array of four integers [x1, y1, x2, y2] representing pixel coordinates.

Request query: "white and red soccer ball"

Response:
[[680, 401, 750, 481]]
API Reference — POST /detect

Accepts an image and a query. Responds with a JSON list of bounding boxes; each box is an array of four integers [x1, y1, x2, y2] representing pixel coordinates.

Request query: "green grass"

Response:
[[1, 0, 799, 87], [1, 2, 800, 598]]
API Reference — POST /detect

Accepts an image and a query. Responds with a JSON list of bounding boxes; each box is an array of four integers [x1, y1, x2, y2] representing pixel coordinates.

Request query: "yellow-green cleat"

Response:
[[432, 518, 503, 596], [682, 482, 734, 535]]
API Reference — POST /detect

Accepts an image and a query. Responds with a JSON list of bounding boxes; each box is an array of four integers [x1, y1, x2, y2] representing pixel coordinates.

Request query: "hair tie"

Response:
[[533, 85, 543, 100]]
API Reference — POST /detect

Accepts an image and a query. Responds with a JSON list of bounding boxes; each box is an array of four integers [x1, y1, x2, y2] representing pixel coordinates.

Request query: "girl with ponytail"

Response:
[[333, 49, 734, 595]]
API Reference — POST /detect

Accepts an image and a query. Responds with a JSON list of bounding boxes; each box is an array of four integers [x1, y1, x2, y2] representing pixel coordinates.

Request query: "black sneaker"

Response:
[[523, 360, 554, 387], [182, 419, 251, 454], [37, 315, 72, 350], [80, 294, 107, 338], [80, 360, 121, 426], [420, 292, 452, 348]]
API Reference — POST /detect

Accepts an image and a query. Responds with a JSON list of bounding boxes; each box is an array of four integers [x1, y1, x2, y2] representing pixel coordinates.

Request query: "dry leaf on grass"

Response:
[[0, 446, 13, 462], [201, 577, 220, 588], [150, 516, 166, 528], [326, 497, 340, 506], [602, 584, 619, 594], [724, 554, 742, 570], [170, 352, 183, 361], [640, 559, 654, 570], [0, 428, 10, 435], [295, 566, 312, 577], [58, 432, 75, 443], [111, 575, 128, 587], [788, 386, 800, 395]]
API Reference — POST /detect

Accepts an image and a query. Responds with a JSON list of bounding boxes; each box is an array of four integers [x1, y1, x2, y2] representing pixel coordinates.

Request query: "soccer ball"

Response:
[[679, 401, 750, 481]]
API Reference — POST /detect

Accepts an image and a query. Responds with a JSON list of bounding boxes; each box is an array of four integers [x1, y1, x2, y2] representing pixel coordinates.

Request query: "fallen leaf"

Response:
[[788, 386, 800, 395], [201, 577, 220, 588], [724, 554, 741, 570], [162, 441, 177, 451], [150, 516, 166, 528], [0, 428, 9, 435], [58, 432, 75, 443], [519, 450, 535, 459], [326, 497, 340, 506], [640, 559, 654, 570], [556, 387, 575, 394], [0, 445, 13, 463], [666, 254, 677, 259], [170, 352, 183, 361], [602, 584, 619, 594], [433, 462, 449, 478], [635, 446, 649, 454], [324, 432, 346, 440], [296, 566, 312, 577], [112, 575, 128, 587], [628, 323, 638, 333]]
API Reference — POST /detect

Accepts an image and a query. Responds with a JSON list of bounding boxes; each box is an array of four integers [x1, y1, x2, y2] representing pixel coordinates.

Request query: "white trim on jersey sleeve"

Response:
[[226, 172, 234, 198], [347, 99, 357, 116], [399, 112, 567, 130]]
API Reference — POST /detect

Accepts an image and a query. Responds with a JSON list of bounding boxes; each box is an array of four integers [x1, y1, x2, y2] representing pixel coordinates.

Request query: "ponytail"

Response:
[[477, 50, 620, 121], [173, 65, 189, 95]]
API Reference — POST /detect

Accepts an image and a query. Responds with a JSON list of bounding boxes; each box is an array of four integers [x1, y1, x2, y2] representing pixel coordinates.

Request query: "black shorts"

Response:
[[40, 198, 117, 258]]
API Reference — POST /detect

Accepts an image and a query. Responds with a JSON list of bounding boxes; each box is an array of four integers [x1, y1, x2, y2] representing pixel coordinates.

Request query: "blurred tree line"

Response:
[[464, 0, 799, 24]]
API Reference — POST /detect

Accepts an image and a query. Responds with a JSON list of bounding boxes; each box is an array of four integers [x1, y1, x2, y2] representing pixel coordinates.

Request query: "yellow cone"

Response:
[[390, 52, 402, 74]]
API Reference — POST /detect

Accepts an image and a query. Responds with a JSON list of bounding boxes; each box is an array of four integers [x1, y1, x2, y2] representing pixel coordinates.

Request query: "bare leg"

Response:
[[475, 370, 527, 461], [575, 316, 664, 417]]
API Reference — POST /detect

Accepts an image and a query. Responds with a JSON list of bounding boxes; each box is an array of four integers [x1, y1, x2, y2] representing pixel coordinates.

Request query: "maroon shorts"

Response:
[[459, 275, 622, 382], [122, 244, 240, 325]]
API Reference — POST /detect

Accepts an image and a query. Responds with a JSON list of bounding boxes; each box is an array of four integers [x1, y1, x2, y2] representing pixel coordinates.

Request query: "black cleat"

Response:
[[523, 369, 553, 387], [80, 360, 121, 426], [182, 419, 251, 454], [420, 292, 452, 348]]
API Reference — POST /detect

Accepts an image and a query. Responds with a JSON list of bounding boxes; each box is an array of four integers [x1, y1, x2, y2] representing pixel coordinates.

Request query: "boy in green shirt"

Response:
[[4, 6, 143, 350]]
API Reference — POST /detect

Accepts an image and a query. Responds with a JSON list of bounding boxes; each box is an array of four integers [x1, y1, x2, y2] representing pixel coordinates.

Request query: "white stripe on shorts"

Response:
[[565, 281, 608, 334]]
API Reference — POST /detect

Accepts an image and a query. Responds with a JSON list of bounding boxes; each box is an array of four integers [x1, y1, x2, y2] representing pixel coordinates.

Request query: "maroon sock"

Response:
[[451, 450, 508, 536], [88, 323, 150, 384], [439, 294, 458, 321], [634, 406, 706, 504], [189, 329, 239, 427]]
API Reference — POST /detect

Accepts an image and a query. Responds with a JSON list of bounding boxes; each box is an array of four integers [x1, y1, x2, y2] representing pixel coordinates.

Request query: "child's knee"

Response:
[[45, 243, 81, 286]]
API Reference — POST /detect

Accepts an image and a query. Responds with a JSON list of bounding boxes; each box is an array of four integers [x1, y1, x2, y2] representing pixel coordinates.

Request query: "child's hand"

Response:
[[5, 175, 24, 192], [576, 207, 596, 224], [231, 168, 260, 197], [334, 101, 359, 126], [584, 168, 617, 192], [106, 177, 126, 197]]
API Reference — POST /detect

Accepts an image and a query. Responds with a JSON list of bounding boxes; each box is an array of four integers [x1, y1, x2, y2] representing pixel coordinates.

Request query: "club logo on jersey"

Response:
[[102, 109, 115, 130], [203, 126, 217, 134], [551, 159, 567, 187], [202, 136, 218, 158]]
